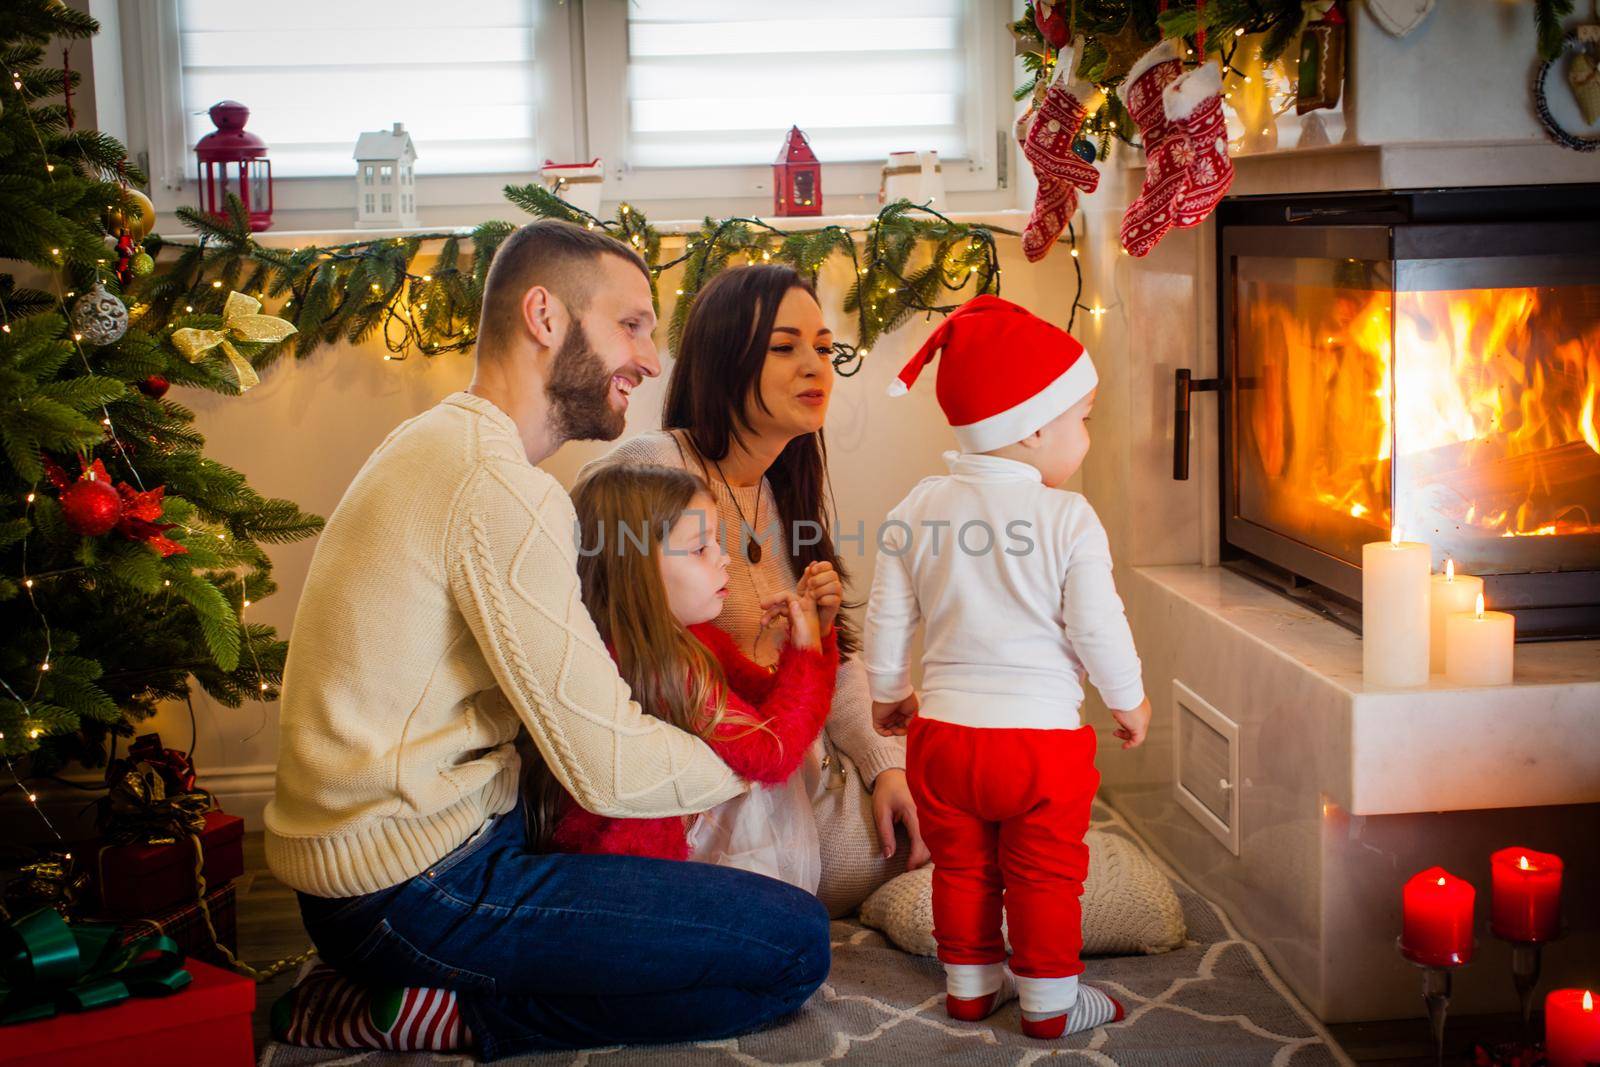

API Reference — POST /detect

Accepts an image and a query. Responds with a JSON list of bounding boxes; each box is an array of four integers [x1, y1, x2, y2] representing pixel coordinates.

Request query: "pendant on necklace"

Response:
[[746, 538, 763, 564]]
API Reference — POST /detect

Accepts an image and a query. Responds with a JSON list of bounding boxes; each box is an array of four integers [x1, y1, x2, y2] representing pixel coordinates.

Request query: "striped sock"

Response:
[[1020, 983, 1124, 1039], [271, 964, 472, 1051]]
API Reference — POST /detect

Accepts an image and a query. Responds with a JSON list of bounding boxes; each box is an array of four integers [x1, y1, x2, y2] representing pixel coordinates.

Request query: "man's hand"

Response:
[[1111, 697, 1152, 750], [872, 691, 919, 737], [871, 769, 931, 870]]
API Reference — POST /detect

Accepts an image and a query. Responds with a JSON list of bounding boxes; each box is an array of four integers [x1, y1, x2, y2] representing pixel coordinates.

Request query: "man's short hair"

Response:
[[477, 219, 650, 353]]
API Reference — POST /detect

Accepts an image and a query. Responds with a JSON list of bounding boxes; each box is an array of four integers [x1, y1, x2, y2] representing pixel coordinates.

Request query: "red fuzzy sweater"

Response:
[[551, 625, 840, 861]]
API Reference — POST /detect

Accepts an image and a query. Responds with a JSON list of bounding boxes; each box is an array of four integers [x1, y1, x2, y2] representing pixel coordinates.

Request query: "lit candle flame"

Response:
[[1445, 558, 1454, 581], [1391, 526, 1402, 547], [1475, 592, 1485, 620], [1518, 855, 1530, 870], [1584, 990, 1594, 1011]]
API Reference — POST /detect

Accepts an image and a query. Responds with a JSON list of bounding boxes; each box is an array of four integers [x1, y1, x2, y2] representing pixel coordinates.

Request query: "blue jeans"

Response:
[[297, 806, 831, 1061]]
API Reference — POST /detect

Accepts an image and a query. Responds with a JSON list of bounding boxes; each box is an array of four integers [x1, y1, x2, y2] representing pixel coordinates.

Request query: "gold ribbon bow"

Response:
[[169, 291, 296, 392]]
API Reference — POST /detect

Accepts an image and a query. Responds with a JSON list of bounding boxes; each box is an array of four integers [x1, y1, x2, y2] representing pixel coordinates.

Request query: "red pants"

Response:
[[907, 716, 1099, 980]]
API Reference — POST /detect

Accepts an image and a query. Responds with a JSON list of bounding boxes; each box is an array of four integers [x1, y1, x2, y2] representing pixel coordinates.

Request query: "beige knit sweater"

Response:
[[265, 393, 744, 898]]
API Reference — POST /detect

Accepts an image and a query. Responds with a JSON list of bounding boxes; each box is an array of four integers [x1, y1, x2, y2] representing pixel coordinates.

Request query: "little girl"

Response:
[[530, 462, 844, 864]]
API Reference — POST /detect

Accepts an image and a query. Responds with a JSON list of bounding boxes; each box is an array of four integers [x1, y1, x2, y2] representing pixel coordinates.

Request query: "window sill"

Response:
[[156, 209, 1032, 248]]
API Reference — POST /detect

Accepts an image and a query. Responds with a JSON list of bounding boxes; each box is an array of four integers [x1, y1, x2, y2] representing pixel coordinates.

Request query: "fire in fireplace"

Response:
[[1194, 186, 1600, 639]]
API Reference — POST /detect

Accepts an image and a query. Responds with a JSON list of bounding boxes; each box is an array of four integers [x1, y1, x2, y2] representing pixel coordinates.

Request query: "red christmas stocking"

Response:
[[1118, 39, 1192, 258], [1021, 73, 1102, 263], [1164, 61, 1233, 228]]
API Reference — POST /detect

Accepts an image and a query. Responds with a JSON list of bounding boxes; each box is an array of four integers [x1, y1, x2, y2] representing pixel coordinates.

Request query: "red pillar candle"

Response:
[[1545, 989, 1600, 1067], [1400, 866, 1475, 966], [1490, 846, 1563, 942]]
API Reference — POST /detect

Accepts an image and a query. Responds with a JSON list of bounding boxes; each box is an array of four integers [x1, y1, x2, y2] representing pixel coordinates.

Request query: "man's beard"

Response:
[[546, 322, 627, 443]]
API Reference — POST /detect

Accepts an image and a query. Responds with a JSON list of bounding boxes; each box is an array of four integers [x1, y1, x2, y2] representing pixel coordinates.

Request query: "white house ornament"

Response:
[[353, 122, 419, 229], [70, 282, 129, 345]]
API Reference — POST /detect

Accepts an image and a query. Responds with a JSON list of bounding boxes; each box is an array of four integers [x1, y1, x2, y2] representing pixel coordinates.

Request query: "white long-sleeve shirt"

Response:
[[865, 451, 1145, 730]]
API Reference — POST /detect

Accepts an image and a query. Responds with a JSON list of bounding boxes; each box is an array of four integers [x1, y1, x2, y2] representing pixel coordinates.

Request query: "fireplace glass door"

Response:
[[1220, 199, 1600, 637]]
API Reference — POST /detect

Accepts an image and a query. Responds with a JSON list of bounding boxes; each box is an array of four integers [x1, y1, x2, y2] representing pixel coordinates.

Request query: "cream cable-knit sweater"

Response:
[[265, 393, 744, 898]]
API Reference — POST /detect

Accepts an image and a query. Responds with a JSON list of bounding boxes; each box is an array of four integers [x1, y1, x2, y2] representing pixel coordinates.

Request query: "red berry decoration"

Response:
[[137, 375, 170, 399], [61, 474, 122, 536], [1033, 0, 1069, 48]]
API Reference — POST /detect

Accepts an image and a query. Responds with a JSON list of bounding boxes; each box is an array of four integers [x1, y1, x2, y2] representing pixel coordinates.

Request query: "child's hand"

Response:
[[800, 561, 843, 635], [1111, 697, 1152, 750], [761, 591, 820, 652], [753, 602, 790, 666], [873, 692, 919, 737]]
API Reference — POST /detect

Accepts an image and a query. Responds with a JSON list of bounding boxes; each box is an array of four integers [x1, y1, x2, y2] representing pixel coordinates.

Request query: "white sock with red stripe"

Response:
[[271, 963, 472, 1051]]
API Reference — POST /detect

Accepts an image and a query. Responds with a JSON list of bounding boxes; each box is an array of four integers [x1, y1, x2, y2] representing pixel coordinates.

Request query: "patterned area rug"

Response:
[[258, 803, 1352, 1066]]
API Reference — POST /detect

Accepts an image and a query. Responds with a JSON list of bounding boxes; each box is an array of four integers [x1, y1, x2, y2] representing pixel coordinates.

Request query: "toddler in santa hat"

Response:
[[865, 294, 1152, 1039]]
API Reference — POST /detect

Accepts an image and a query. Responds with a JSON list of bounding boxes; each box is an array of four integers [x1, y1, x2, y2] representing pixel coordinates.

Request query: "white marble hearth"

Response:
[[1096, 564, 1600, 1023]]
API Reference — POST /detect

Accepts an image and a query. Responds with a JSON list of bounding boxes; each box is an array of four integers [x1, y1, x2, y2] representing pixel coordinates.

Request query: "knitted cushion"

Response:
[[858, 829, 1186, 957]]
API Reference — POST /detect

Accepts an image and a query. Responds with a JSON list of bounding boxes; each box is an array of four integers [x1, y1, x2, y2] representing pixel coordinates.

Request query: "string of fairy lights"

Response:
[[4, 60, 275, 840], [155, 188, 1109, 368]]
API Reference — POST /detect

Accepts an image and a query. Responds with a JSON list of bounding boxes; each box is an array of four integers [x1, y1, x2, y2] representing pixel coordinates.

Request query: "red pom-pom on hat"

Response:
[[887, 294, 1096, 452]]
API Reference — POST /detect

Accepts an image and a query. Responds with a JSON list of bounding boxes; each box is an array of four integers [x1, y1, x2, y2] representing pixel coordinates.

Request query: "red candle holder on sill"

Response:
[[773, 125, 821, 218], [195, 100, 274, 231]]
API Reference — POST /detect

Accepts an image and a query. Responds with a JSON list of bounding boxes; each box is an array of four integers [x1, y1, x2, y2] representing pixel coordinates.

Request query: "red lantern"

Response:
[[195, 100, 273, 231], [773, 126, 822, 217]]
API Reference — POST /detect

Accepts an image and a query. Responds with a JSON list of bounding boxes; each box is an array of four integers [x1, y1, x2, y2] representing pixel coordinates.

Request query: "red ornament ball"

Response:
[[1034, 0, 1070, 47], [137, 375, 170, 399], [61, 476, 122, 536]]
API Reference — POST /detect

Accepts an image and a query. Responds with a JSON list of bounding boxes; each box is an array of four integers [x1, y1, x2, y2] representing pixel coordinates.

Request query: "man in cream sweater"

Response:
[[266, 221, 830, 1058]]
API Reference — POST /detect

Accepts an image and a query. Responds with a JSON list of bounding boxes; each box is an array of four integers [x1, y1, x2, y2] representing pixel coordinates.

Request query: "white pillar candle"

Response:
[[1429, 559, 1484, 674], [1445, 593, 1515, 687], [1363, 530, 1432, 688]]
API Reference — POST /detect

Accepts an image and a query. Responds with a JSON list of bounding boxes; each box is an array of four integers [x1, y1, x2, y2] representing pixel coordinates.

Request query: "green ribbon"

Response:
[[0, 907, 191, 1026]]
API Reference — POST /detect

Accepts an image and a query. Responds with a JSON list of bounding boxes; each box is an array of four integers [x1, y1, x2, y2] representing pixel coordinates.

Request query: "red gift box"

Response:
[[0, 957, 255, 1067], [118, 881, 237, 970], [96, 811, 244, 918]]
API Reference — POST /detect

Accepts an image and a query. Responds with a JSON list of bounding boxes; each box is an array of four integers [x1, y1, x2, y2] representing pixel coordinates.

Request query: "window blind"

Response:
[[178, 0, 539, 178], [623, 0, 971, 169]]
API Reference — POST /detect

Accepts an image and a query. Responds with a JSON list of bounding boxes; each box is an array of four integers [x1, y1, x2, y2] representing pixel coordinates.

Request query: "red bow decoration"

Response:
[[44, 457, 188, 558]]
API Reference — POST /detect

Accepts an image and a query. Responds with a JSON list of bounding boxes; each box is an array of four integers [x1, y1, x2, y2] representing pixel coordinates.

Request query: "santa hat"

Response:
[[887, 294, 1097, 453]]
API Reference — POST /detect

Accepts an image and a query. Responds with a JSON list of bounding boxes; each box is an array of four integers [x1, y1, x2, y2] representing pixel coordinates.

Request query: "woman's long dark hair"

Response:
[[663, 265, 858, 658]]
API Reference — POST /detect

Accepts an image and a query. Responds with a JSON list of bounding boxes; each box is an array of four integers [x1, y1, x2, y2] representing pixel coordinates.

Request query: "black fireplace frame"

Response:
[[1205, 185, 1600, 641]]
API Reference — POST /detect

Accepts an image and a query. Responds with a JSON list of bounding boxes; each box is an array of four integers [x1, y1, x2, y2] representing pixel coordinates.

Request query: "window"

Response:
[[381, 193, 392, 213], [124, 0, 1008, 221], [364, 192, 374, 213], [175, 0, 542, 177], [618, 0, 974, 167], [582, 0, 1003, 203]]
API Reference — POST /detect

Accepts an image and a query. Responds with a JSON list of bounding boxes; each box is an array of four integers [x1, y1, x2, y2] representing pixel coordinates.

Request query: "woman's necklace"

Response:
[[711, 458, 763, 564]]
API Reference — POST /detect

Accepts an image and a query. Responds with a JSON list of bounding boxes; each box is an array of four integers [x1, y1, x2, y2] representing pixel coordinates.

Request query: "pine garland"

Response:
[[135, 185, 1032, 366]]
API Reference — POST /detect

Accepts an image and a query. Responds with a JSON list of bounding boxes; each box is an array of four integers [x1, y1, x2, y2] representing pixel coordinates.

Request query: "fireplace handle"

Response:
[[1173, 368, 1220, 481]]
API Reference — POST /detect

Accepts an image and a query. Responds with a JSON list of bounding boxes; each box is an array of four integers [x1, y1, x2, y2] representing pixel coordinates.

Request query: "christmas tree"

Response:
[[0, 1, 321, 777]]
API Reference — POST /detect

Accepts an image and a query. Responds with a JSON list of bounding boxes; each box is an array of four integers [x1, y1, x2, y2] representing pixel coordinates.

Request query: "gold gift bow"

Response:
[[169, 291, 297, 392]]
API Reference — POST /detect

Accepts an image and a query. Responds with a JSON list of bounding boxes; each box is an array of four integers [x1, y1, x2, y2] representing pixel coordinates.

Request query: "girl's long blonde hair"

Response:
[[524, 463, 759, 849]]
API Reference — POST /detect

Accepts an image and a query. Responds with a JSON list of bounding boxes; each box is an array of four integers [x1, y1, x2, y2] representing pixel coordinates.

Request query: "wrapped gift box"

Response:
[[117, 881, 237, 970], [0, 956, 255, 1067], [95, 810, 244, 918]]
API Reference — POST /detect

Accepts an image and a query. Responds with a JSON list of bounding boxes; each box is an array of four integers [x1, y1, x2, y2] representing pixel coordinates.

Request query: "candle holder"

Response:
[[1493, 925, 1565, 1042], [1399, 937, 1473, 1066]]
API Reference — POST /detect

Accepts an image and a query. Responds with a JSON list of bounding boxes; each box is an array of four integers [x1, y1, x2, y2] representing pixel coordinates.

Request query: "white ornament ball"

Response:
[[70, 282, 129, 345]]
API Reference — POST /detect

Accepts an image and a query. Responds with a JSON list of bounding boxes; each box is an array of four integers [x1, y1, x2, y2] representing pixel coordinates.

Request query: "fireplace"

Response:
[[1187, 186, 1600, 639]]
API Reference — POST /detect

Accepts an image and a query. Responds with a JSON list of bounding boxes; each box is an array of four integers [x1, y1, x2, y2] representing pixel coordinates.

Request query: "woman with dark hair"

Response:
[[582, 264, 930, 915]]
